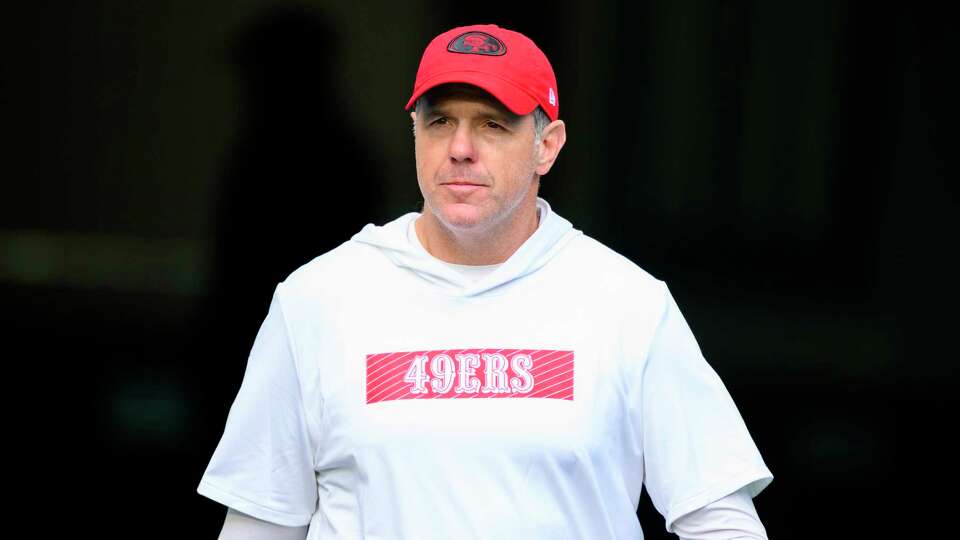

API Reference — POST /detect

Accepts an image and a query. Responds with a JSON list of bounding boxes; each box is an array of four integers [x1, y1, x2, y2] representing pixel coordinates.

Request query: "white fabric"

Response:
[[215, 489, 765, 540], [198, 197, 773, 539], [672, 486, 768, 540], [219, 508, 308, 540]]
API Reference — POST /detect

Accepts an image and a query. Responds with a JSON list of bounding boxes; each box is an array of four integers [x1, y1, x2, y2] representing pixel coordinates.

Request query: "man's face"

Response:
[[413, 86, 540, 236]]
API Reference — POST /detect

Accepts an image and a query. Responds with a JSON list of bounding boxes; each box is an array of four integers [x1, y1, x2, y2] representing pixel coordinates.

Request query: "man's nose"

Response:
[[448, 124, 477, 162]]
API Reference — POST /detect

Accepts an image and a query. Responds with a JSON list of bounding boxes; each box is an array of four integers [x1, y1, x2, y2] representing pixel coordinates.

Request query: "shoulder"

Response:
[[288, 239, 379, 282], [552, 234, 672, 359], [558, 233, 666, 301], [271, 238, 387, 312]]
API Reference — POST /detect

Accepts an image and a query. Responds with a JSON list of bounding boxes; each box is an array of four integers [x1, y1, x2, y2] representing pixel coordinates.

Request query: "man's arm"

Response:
[[218, 508, 309, 540], [671, 486, 768, 540]]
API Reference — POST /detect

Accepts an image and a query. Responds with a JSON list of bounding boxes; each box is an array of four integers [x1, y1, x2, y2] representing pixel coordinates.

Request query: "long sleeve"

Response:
[[671, 486, 768, 540], [218, 508, 309, 540]]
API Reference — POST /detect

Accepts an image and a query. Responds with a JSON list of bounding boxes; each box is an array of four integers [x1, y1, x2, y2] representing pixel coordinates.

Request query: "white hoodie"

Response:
[[198, 198, 773, 539]]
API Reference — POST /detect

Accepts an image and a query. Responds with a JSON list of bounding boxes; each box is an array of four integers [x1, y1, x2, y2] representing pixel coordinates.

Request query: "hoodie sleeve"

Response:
[[198, 283, 319, 527], [637, 282, 772, 533]]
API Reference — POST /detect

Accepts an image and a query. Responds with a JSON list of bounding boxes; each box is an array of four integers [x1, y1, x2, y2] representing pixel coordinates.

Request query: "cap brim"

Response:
[[405, 71, 540, 117]]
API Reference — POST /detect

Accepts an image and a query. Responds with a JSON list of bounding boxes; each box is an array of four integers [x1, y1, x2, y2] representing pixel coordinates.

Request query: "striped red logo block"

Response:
[[366, 349, 574, 404]]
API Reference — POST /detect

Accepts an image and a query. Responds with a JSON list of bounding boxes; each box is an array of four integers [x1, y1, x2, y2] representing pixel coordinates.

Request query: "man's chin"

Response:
[[437, 203, 488, 231]]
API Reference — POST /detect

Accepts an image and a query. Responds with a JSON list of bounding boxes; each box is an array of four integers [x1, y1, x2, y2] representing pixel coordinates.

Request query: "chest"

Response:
[[296, 288, 640, 469]]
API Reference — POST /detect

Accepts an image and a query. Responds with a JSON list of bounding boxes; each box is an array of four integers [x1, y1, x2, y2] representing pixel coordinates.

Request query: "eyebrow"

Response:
[[425, 103, 522, 126]]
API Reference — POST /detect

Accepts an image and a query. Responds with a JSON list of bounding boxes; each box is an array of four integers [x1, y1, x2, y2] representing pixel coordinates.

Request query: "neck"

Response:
[[415, 201, 541, 265]]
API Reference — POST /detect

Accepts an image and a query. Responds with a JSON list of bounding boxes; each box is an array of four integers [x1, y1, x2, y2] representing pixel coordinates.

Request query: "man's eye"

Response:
[[485, 121, 504, 130], [430, 117, 448, 126]]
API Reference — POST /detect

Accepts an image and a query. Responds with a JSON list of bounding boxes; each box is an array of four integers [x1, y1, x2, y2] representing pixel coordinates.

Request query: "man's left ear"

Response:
[[535, 120, 567, 176]]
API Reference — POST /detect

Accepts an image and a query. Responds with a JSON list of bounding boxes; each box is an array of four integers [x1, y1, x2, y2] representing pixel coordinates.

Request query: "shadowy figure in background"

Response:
[[192, 5, 383, 458]]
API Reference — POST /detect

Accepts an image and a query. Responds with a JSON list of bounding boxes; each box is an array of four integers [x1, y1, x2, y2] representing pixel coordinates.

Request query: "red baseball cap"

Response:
[[405, 24, 559, 121]]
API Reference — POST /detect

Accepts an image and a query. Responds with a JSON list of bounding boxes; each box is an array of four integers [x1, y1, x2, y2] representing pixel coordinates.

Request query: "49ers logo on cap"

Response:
[[447, 31, 506, 56]]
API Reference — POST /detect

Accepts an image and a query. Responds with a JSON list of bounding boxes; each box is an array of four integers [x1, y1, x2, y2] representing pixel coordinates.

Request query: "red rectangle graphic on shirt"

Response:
[[365, 349, 574, 404]]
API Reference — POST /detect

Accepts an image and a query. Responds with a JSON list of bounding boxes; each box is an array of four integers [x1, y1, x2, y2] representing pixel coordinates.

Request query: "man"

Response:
[[199, 24, 773, 539]]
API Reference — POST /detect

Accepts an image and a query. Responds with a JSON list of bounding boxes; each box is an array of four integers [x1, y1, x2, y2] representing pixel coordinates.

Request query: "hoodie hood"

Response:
[[351, 198, 581, 297]]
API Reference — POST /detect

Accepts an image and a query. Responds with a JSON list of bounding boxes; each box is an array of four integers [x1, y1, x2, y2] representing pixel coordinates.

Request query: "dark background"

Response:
[[4, 1, 955, 538]]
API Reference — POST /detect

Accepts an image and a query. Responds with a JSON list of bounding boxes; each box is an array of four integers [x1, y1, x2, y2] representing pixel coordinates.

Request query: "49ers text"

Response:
[[365, 348, 574, 404]]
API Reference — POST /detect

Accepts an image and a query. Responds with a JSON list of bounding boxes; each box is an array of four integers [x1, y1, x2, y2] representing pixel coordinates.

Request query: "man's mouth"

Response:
[[442, 179, 487, 187], [441, 181, 487, 195]]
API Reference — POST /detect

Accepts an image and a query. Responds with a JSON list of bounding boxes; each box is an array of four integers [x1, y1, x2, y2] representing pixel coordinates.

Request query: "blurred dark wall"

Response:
[[4, 1, 954, 538]]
